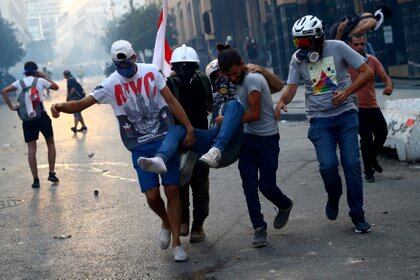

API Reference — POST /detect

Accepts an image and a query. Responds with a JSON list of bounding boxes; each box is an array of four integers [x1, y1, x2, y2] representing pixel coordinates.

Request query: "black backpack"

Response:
[[67, 77, 86, 101], [17, 77, 44, 121]]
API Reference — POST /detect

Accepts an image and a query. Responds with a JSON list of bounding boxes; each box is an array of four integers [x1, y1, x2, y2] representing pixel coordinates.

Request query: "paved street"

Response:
[[0, 77, 419, 279]]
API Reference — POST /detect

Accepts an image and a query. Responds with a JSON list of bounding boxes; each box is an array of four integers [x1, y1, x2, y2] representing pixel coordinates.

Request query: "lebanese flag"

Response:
[[152, 0, 172, 78]]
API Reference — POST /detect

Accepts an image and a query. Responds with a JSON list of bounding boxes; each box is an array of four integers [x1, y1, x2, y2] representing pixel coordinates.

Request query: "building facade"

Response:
[[26, 0, 62, 41], [167, 0, 419, 78], [0, 0, 31, 44]]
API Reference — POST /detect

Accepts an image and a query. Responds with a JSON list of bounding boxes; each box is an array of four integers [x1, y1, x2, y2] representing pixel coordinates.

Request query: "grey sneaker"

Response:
[[274, 199, 293, 229], [252, 227, 268, 248], [199, 147, 221, 168]]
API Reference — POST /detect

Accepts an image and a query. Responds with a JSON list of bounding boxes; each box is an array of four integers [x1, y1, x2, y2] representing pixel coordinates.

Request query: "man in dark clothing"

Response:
[[166, 44, 213, 242], [63, 70, 87, 133]]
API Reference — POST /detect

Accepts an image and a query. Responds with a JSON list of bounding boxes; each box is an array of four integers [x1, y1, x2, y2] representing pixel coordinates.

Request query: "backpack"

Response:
[[17, 77, 43, 122], [67, 77, 86, 101], [168, 70, 213, 112]]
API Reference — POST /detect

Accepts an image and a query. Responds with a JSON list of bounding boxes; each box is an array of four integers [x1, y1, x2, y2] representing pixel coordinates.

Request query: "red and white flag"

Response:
[[152, 0, 172, 78]]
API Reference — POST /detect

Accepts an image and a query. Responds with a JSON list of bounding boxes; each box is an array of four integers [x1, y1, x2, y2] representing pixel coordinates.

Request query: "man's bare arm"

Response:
[[50, 96, 97, 117], [275, 84, 299, 119], [377, 67, 393, 96], [332, 63, 374, 105], [247, 64, 284, 93], [242, 91, 261, 123], [2, 85, 19, 111]]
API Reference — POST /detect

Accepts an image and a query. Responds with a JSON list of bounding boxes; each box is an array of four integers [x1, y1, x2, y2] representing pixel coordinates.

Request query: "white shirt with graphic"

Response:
[[12, 77, 51, 112], [90, 63, 172, 150]]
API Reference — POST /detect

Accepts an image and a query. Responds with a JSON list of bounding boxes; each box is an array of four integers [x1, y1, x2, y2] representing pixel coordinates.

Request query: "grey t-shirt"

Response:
[[287, 40, 365, 119], [237, 72, 279, 136]]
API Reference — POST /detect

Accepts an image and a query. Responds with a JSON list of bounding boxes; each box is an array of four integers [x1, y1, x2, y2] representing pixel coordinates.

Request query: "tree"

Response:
[[0, 17, 25, 70], [104, 3, 178, 62]]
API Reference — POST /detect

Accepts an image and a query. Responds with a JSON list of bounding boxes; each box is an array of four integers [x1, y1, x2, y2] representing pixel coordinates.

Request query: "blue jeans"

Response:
[[157, 100, 244, 163], [308, 110, 364, 218], [239, 133, 291, 230]]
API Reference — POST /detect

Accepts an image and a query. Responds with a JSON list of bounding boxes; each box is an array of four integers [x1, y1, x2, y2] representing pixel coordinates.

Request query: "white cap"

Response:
[[170, 44, 199, 63], [111, 40, 135, 61]]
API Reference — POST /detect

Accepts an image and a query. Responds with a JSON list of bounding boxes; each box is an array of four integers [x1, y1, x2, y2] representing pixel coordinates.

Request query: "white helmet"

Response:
[[292, 15, 323, 38], [205, 59, 219, 79], [170, 44, 199, 63]]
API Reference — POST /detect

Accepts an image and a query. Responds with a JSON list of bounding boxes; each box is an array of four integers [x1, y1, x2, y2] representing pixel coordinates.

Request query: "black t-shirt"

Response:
[[167, 73, 212, 130]]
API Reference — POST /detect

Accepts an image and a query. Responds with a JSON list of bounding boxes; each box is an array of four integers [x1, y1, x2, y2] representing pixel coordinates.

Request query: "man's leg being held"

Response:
[[138, 100, 245, 173]]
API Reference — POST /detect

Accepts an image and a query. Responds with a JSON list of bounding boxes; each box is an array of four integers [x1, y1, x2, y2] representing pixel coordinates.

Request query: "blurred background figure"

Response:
[[246, 37, 258, 64], [63, 70, 87, 133]]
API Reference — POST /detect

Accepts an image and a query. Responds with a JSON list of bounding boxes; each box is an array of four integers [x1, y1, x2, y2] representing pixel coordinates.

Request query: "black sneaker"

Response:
[[325, 198, 339, 220], [274, 199, 293, 229], [31, 178, 40, 188], [252, 227, 268, 248], [372, 160, 383, 173], [70, 127, 77, 133], [48, 172, 59, 183], [352, 216, 371, 234], [77, 126, 88, 132], [365, 174, 375, 183]]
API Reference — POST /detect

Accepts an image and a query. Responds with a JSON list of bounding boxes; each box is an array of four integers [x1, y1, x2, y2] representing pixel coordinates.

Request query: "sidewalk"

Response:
[[272, 86, 420, 121]]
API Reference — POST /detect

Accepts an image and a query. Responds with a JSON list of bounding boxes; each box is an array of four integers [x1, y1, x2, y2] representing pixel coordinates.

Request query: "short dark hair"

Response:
[[216, 44, 242, 72], [24, 61, 38, 76], [63, 70, 71, 77], [349, 33, 365, 43]]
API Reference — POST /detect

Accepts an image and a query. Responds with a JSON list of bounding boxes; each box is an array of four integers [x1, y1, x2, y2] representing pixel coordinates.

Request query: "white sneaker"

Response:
[[158, 227, 171, 250], [138, 156, 167, 174], [199, 147, 221, 168], [172, 246, 188, 262]]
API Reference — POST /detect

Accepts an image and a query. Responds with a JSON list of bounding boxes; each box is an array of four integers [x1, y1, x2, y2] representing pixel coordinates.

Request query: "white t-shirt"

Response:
[[90, 63, 172, 150], [12, 77, 51, 112]]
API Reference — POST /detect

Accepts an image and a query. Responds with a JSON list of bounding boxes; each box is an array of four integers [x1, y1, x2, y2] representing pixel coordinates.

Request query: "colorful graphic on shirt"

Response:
[[308, 56, 338, 95]]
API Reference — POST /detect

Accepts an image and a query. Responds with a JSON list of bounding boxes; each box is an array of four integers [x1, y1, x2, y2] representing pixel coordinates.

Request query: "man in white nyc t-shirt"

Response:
[[51, 40, 195, 262]]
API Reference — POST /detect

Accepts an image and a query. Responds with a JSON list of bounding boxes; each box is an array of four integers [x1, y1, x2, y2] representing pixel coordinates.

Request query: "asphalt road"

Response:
[[0, 78, 419, 279]]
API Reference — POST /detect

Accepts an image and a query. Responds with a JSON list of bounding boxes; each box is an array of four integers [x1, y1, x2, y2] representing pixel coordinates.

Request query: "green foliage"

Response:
[[0, 17, 25, 70], [104, 3, 178, 56]]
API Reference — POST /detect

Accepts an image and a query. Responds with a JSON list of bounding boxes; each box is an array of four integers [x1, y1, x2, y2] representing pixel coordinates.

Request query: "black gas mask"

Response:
[[172, 62, 199, 85]]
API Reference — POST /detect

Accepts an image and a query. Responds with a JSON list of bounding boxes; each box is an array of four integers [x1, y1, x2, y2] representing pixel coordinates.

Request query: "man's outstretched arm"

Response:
[[50, 96, 97, 118], [275, 84, 298, 119]]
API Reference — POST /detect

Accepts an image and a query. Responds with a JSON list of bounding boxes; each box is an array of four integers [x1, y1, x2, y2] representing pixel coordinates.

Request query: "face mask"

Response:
[[294, 49, 320, 63], [114, 59, 137, 78], [172, 62, 197, 84]]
